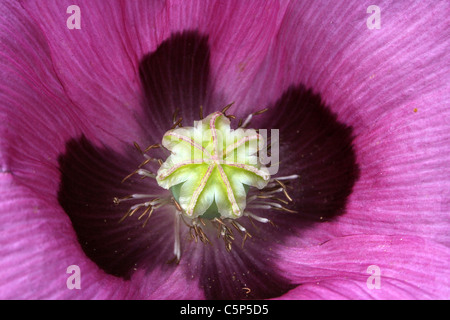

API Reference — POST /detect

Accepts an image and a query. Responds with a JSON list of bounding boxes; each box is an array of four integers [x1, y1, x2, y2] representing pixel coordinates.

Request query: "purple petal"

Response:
[[18, 0, 149, 144], [3, 0, 448, 300], [0, 173, 131, 299], [245, 1, 449, 115], [248, 0, 450, 245], [0, 0, 89, 192], [122, 0, 288, 116], [274, 235, 450, 299], [19, 0, 286, 139]]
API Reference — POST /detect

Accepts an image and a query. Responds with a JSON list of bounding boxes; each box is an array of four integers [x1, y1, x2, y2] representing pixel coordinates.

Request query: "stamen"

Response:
[[192, 220, 211, 244], [221, 101, 235, 114], [231, 220, 247, 234], [136, 168, 156, 179], [138, 158, 152, 168], [253, 107, 269, 115], [118, 206, 140, 224], [274, 178, 287, 190], [118, 208, 132, 223], [271, 197, 289, 205], [172, 107, 180, 124], [171, 117, 183, 129], [116, 107, 299, 261], [274, 174, 299, 181], [172, 197, 183, 212], [142, 207, 154, 228], [213, 217, 226, 226], [198, 227, 211, 244], [129, 194, 158, 200], [258, 187, 284, 196], [190, 226, 198, 242], [133, 141, 143, 155], [173, 211, 181, 263], [198, 217, 206, 226], [241, 233, 249, 248], [199, 105, 204, 120], [245, 212, 270, 224], [138, 206, 152, 220], [282, 189, 293, 202], [241, 231, 252, 248], [241, 113, 253, 128], [239, 107, 268, 128], [143, 143, 160, 153], [274, 179, 294, 202], [275, 206, 298, 214], [247, 204, 272, 210], [143, 154, 161, 163], [127, 206, 141, 217], [121, 169, 139, 183]]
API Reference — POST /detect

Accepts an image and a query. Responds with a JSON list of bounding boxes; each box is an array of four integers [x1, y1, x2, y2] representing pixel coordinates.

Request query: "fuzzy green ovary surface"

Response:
[[156, 112, 270, 219]]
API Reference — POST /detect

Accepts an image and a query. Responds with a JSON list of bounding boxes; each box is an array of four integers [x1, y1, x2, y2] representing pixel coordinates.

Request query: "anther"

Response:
[[275, 179, 294, 202], [171, 117, 183, 129], [253, 107, 269, 115], [128, 205, 144, 216], [199, 105, 204, 120], [118, 209, 131, 224], [138, 206, 152, 220], [143, 143, 160, 153], [221, 102, 235, 114], [172, 197, 183, 212], [138, 158, 152, 168], [121, 169, 139, 183], [213, 217, 226, 226], [275, 206, 298, 214], [282, 189, 293, 202], [198, 217, 206, 226], [241, 232, 252, 248], [133, 141, 143, 154], [141, 207, 154, 227], [239, 107, 268, 128], [172, 108, 180, 124]]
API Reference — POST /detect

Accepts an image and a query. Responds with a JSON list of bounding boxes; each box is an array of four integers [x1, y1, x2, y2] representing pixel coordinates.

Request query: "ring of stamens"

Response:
[[114, 104, 298, 262]]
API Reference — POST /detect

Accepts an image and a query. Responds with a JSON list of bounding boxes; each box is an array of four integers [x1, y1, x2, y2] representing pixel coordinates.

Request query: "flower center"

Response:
[[114, 105, 298, 262], [156, 111, 270, 220]]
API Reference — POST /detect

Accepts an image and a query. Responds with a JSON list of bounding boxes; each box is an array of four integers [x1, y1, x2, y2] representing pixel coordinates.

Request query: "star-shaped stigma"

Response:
[[156, 111, 270, 220]]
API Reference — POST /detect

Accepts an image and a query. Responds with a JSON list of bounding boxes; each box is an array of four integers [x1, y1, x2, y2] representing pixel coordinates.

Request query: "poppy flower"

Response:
[[0, 0, 449, 300]]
